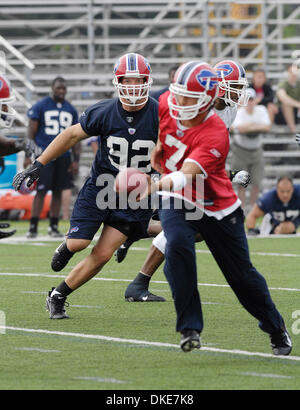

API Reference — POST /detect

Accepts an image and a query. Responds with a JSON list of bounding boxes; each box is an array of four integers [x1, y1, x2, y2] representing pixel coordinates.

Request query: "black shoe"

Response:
[[51, 241, 74, 272], [180, 330, 201, 352], [269, 328, 292, 356], [26, 230, 37, 238], [46, 287, 69, 319], [115, 239, 135, 263], [48, 225, 64, 238], [125, 287, 166, 302]]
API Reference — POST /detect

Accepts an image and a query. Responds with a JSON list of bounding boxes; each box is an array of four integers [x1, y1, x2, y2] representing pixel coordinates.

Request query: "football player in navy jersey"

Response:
[[246, 175, 300, 235], [13, 53, 162, 318], [25, 77, 79, 238]]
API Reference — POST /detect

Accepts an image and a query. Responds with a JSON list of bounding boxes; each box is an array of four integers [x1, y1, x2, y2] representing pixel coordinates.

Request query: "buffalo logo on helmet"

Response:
[[215, 64, 233, 78], [113, 60, 120, 74], [196, 70, 219, 90], [144, 58, 151, 73]]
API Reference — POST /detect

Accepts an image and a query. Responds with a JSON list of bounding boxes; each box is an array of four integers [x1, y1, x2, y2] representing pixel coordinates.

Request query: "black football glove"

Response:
[[296, 134, 300, 146], [230, 170, 251, 188], [0, 223, 16, 239], [14, 138, 42, 158], [12, 160, 44, 191], [247, 228, 260, 236]]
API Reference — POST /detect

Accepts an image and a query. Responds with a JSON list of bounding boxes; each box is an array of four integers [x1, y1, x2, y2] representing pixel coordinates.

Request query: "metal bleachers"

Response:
[[1, 0, 300, 190]]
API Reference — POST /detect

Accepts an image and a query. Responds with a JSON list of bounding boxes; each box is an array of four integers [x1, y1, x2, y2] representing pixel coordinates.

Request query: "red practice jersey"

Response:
[[158, 91, 240, 219]]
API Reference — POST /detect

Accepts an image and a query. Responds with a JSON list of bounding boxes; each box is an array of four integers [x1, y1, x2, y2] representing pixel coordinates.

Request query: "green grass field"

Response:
[[0, 220, 299, 391]]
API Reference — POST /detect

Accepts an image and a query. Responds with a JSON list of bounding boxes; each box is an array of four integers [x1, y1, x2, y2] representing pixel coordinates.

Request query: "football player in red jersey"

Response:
[[139, 61, 292, 355], [0, 73, 36, 238], [122, 60, 250, 302]]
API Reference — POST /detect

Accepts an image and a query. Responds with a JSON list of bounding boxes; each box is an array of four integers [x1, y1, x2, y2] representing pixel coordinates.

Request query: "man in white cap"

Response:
[[230, 87, 272, 210]]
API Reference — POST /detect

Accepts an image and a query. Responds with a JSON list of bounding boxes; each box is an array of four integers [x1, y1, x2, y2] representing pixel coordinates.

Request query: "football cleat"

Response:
[[51, 241, 74, 272], [48, 226, 64, 238], [115, 244, 129, 263], [46, 287, 69, 319], [269, 328, 292, 356], [115, 239, 135, 263], [125, 287, 166, 302], [26, 229, 37, 239], [180, 330, 201, 352]]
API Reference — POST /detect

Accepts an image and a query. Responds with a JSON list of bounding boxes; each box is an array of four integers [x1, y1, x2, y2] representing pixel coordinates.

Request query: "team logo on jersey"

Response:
[[70, 226, 79, 233], [176, 129, 184, 137], [210, 148, 221, 158], [215, 64, 233, 78], [128, 128, 136, 135], [196, 70, 219, 90]]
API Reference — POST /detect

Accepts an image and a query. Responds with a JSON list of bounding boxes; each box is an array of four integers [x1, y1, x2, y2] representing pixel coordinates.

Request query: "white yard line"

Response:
[[74, 376, 127, 384], [1, 325, 300, 362], [14, 347, 61, 353], [2, 237, 300, 258], [0, 272, 299, 292], [239, 372, 293, 379]]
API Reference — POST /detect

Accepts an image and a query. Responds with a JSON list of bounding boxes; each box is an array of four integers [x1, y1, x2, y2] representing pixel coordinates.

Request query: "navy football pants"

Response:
[[159, 200, 285, 335]]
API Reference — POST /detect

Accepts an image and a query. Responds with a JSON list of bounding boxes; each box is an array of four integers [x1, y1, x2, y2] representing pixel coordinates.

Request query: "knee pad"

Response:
[[152, 230, 167, 254]]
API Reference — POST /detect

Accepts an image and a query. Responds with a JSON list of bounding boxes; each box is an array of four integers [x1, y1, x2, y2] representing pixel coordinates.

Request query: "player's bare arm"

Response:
[[36, 123, 88, 166], [27, 118, 39, 141], [13, 123, 88, 191], [246, 203, 265, 230], [276, 88, 300, 109], [142, 160, 202, 199]]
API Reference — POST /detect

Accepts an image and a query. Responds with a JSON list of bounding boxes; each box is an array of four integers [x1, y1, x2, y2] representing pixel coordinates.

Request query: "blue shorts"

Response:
[[37, 155, 73, 192], [68, 178, 152, 241]]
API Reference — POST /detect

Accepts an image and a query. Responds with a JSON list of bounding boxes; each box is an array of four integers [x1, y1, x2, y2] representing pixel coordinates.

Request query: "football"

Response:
[[18, 177, 37, 195], [114, 167, 148, 194]]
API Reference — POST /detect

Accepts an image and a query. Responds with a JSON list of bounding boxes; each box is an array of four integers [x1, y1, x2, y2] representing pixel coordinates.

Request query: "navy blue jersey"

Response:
[[257, 185, 300, 227], [80, 97, 159, 182], [27, 96, 78, 156]]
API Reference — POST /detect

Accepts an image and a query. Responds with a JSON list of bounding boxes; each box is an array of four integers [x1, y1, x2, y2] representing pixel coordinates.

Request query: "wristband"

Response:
[[167, 171, 187, 191]]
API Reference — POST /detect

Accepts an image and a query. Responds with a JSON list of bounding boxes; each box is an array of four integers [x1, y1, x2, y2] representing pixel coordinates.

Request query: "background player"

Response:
[[141, 61, 291, 355], [246, 175, 300, 235], [24, 77, 79, 238], [13, 52, 161, 318], [0, 73, 36, 238], [123, 60, 251, 302]]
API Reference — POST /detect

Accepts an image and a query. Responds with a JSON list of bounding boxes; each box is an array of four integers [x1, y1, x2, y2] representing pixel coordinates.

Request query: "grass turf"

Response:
[[0, 220, 299, 390]]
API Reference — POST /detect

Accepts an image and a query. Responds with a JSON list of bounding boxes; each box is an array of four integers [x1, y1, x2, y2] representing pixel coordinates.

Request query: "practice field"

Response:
[[0, 220, 299, 391]]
